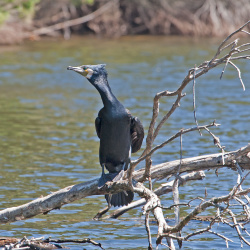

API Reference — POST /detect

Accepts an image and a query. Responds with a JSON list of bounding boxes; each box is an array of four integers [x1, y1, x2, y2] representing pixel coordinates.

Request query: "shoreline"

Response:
[[0, 0, 249, 45]]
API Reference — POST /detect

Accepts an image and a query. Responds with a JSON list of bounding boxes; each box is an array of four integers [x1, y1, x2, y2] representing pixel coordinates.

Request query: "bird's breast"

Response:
[[99, 109, 131, 169]]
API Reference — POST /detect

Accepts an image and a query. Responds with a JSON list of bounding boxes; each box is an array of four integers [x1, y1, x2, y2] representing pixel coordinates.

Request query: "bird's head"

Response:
[[67, 64, 107, 83]]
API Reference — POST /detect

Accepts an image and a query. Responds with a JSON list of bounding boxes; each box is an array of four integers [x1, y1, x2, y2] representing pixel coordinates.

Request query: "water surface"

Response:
[[0, 36, 250, 249]]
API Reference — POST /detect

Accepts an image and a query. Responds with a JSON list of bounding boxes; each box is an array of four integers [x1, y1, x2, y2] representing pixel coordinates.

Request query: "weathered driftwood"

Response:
[[134, 144, 250, 182], [0, 144, 249, 224], [103, 171, 206, 219], [0, 236, 105, 250]]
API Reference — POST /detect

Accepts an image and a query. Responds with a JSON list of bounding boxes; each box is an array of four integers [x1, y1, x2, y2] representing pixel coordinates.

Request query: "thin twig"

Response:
[[160, 203, 190, 210], [230, 55, 250, 60], [221, 39, 239, 52], [237, 42, 250, 49], [228, 61, 246, 91], [132, 122, 220, 167], [44, 238, 105, 250], [227, 209, 250, 246], [165, 188, 250, 234], [209, 20, 250, 64], [204, 126, 225, 164], [242, 30, 250, 35], [208, 230, 234, 245], [145, 212, 153, 250], [220, 56, 231, 79], [192, 66, 202, 135]]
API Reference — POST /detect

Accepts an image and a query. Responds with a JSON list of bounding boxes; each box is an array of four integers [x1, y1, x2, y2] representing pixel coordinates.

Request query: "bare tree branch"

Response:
[[145, 212, 153, 250], [0, 236, 106, 250], [133, 144, 250, 182], [158, 187, 250, 244], [135, 20, 249, 187], [228, 61, 245, 91], [1, 144, 249, 225], [209, 20, 250, 64], [132, 122, 220, 167], [103, 171, 205, 219]]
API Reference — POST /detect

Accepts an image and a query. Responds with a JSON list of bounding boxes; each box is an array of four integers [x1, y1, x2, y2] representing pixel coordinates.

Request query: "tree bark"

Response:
[[134, 144, 250, 182]]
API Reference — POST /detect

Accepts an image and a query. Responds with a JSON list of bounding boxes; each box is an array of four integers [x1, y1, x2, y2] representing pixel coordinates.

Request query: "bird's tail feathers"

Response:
[[98, 162, 126, 188], [98, 165, 134, 206], [98, 170, 124, 189], [102, 170, 133, 206], [105, 190, 134, 207]]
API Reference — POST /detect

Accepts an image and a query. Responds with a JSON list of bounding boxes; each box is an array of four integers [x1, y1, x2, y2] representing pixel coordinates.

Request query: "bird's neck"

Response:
[[91, 75, 118, 107]]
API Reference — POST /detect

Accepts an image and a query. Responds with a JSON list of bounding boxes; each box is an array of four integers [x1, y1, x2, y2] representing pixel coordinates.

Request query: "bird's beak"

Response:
[[67, 66, 88, 77]]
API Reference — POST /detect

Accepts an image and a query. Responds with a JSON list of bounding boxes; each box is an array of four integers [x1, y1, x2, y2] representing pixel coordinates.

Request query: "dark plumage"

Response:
[[67, 64, 144, 207]]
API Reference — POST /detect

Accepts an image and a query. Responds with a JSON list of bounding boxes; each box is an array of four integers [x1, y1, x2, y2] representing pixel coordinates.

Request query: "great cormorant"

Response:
[[67, 64, 144, 207]]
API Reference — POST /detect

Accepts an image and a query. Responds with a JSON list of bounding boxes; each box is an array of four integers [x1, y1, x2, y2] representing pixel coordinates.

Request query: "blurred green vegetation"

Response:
[[0, 0, 40, 25], [0, 10, 8, 24], [18, 0, 40, 19], [70, 0, 95, 6], [0, 0, 95, 25]]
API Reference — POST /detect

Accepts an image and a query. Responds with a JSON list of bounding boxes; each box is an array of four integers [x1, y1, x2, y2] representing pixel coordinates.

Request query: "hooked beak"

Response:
[[67, 66, 88, 77]]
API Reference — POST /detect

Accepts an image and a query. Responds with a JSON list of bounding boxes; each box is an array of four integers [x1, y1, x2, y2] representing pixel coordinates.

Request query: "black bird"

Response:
[[67, 64, 144, 207]]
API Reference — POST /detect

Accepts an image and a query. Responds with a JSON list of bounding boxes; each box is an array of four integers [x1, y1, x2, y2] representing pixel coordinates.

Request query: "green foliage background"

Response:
[[0, 0, 96, 25], [0, 0, 40, 25]]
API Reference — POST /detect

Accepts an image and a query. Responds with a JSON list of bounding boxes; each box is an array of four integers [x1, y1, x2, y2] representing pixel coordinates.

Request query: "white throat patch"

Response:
[[86, 69, 93, 79]]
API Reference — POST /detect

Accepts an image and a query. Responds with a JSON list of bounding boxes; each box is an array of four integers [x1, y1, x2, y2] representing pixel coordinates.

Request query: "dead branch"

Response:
[[158, 187, 250, 243], [129, 182, 175, 248], [131, 122, 220, 167], [127, 24, 250, 247], [133, 144, 250, 182], [134, 20, 250, 185], [0, 178, 99, 224], [210, 20, 250, 64], [0, 144, 249, 225], [44, 238, 105, 250], [0, 236, 105, 250], [227, 209, 250, 246], [145, 211, 153, 250], [102, 171, 205, 219]]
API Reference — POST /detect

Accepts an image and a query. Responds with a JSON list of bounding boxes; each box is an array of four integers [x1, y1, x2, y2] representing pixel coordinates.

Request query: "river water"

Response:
[[0, 36, 249, 249]]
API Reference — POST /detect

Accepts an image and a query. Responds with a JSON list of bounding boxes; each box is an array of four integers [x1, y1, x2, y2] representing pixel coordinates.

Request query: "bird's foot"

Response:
[[98, 164, 107, 189]]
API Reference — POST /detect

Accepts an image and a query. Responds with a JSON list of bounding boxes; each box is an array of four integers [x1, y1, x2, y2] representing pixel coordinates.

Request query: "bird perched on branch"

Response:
[[67, 64, 144, 207]]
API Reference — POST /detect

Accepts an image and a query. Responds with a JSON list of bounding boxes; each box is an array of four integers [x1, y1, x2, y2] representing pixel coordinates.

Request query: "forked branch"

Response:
[[138, 20, 250, 184]]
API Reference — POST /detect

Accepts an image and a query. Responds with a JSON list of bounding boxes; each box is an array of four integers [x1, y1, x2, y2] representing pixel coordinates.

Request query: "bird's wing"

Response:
[[130, 115, 144, 153], [95, 116, 101, 138]]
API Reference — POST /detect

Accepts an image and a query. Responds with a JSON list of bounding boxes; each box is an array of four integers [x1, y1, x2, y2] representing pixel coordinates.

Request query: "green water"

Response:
[[0, 36, 249, 249]]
